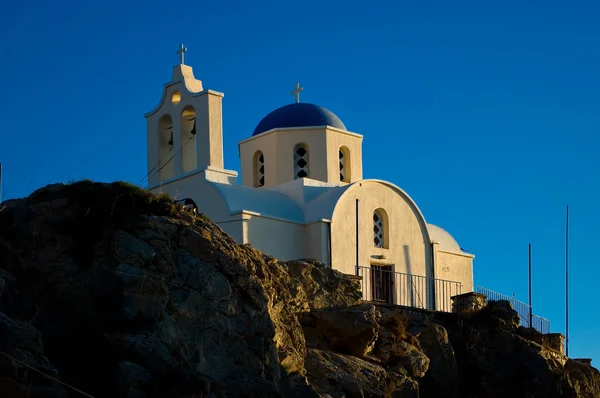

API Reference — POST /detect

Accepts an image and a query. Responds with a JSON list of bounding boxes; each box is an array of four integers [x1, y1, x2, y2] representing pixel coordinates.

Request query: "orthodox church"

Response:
[[145, 46, 474, 310]]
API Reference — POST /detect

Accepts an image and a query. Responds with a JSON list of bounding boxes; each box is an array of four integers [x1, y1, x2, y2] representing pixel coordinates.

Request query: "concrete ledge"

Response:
[[542, 333, 565, 355], [451, 292, 487, 314]]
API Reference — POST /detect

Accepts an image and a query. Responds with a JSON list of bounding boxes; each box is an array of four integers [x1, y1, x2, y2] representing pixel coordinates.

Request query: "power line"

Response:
[[140, 147, 173, 183], [140, 135, 195, 184], [0, 350, 95, 398], [2, 166, 34, 188], [155, 135, 194, 176], [1, 165, 35, 201]]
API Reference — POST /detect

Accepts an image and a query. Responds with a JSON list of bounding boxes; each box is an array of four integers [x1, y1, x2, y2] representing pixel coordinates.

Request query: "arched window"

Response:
[[180, 105, 197, 173], [339, 146, 350, 182], [157, 114, 174, 181], [254, 151, 265, 187], [373, 209, 388, 248], [294, 144, 310, 179]]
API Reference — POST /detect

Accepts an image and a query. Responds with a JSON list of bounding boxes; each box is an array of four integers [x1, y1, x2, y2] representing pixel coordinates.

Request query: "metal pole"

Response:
[[566, 205, 569, 356], [0, 163, 3, 203], [355, 199, 359, 276], [529, 243, 533, 328]]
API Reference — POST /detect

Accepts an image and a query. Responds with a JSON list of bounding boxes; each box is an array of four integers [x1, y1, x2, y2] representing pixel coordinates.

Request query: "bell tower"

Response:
[[144, 44, 226, 187]]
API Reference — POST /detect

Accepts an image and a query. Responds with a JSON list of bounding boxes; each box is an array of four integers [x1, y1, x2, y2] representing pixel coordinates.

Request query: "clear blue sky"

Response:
[[1, 0, 599, 362]]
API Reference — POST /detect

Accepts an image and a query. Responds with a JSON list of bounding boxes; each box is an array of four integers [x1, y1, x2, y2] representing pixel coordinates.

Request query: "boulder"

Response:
[[309, 305, 380, 358], [304, 348, 418, 398], [286, 259, 363, 310], [410, 320, 458, 398], [566, 359, 600, 396]]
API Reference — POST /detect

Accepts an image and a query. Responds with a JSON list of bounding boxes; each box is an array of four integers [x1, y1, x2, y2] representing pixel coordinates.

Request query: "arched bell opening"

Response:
[[180, 105, 197, 173], [157, 114, 174, 181]]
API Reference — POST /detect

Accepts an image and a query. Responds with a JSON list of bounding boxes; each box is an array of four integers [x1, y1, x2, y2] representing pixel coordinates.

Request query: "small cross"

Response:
[[291, 82, 303, 103], [176, 44, 188, 65]]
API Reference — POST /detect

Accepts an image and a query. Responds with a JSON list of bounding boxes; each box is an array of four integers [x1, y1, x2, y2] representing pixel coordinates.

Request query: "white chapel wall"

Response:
[[330, 181, 433, 307], [243, 215, 304, 261], [241, 128, 344, 187], [239, 133, 278, 188], [325, 129, 363, 183], [435, 249, 474, 293], [275, 129, 327, 184], [330, 181, 432, 277], [304, 221, 330, 264], [194, 92, 225, 170]]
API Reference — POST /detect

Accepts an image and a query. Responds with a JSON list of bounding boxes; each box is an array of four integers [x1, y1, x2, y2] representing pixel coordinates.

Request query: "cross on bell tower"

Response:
[[291, 82, 303, 103], [176, 44, 188, 65]]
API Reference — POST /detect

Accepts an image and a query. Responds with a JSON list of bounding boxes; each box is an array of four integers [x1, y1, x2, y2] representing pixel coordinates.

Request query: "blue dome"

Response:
[[252, 103, 346, 136]]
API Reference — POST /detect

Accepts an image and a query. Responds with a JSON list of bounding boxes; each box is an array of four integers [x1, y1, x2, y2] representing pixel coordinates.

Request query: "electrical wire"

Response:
[[140, 135, 195, 184], [0, 350, 95, 397], [139, 147, 173, 183], [1, 166, 34, 201]]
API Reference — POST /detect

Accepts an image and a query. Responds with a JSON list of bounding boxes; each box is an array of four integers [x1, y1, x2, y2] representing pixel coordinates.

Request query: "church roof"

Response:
[[252, 103, 347, 136], [209, 181, 304, 223], [427, 224, 465, 254]]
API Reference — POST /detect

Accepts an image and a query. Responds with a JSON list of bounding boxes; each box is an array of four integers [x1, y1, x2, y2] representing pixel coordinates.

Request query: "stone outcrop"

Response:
[[0, 180, 598, 397]]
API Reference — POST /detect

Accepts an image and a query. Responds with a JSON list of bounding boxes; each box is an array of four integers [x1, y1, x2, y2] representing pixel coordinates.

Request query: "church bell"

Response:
[[168, 131, 173, 146], [190, 119, 196, 135]]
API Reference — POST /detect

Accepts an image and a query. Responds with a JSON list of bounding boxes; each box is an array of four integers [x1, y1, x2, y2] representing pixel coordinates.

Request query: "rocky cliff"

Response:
[[0, 181, 598, 398]]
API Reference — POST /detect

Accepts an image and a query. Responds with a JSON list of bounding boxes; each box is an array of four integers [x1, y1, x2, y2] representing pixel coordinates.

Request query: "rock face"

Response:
[[0, 181, 598, 397]]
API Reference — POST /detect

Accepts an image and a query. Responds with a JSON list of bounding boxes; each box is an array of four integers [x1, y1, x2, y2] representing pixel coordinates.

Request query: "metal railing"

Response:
[[476, 286, 550, 334], [357, 265, 462, 313]]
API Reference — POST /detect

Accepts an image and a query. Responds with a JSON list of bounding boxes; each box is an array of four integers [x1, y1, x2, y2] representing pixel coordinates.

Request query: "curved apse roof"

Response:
[[427, 224, 465, 254], [252, 103, 347, 136]]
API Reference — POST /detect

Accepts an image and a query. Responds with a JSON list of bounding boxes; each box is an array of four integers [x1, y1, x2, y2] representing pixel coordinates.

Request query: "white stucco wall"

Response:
[[330, 180, 432, 276], [329, 180, 437, 308], [238, 128, 326, 187], [239, 132, 278, 188], [194, 92, 224, 170], [435, 250, 474, 293], [428, 223, 474, 297], [429, 245, 473, 311], [238, 127, 364, 188], [325, 129, 363, 183], [303, 221, 330, 265], [242, 214, 305, 261]]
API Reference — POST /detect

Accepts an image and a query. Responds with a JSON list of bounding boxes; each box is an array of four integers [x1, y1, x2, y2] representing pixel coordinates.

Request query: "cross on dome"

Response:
[[291, 82, 303, 103], [176, 44, 188, 65]]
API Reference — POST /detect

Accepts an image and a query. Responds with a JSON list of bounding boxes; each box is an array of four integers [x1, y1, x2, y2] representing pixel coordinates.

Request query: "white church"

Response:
[[145, 46, 474, 311]]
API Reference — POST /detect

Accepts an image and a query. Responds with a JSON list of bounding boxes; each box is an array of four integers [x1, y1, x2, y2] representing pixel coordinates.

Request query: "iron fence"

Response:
[[357, 265, 462, 312], [476, 286, 550, 334]]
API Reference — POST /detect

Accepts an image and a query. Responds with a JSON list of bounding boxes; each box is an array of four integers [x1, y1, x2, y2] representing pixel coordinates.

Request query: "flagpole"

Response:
[[529, 243, 532, 328], [0, 163, 3, 203], [566, 205, 569, 357], [355, 199, 359, 276]]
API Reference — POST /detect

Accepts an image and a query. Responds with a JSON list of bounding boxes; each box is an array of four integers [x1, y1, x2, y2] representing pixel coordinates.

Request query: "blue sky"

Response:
[[1, 0, 599, 361]]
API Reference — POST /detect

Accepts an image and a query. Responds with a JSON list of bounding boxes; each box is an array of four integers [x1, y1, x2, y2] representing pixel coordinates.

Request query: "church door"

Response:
[[371, 264, 394, 304]]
